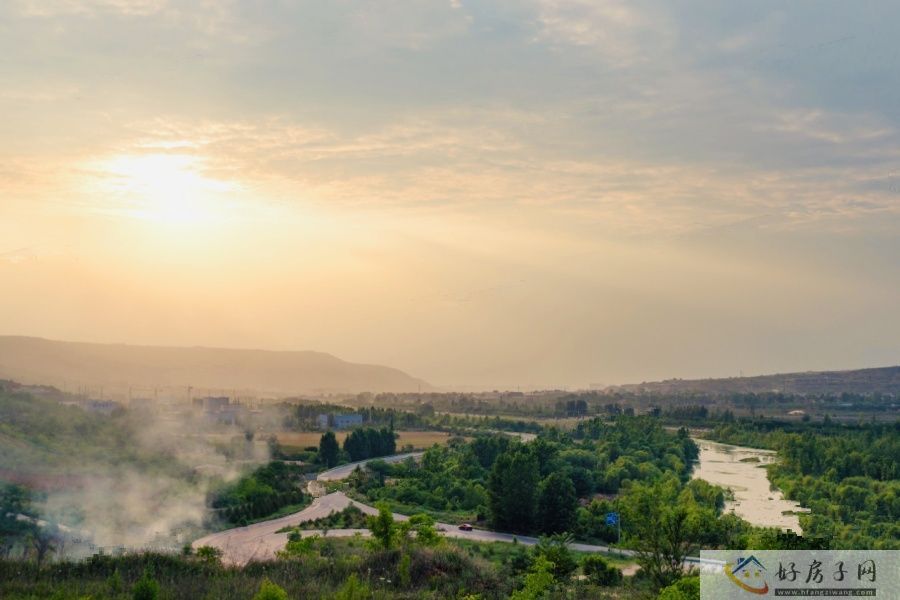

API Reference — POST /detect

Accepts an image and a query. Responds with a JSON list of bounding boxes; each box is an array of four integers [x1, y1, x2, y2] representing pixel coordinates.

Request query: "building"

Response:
[[194, 396, 245, 425], [334, 413, 363, 429], [84, 400, 121, 415], [317, 413, 364, 430], [193, 396, 230, 412]]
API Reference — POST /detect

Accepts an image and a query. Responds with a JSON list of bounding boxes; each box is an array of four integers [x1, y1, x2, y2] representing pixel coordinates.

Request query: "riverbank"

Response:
[[691, 438, 807, 532]]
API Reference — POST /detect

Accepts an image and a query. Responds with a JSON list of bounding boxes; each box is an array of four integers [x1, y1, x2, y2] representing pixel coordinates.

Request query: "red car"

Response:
[[458, 523, 473, 531]]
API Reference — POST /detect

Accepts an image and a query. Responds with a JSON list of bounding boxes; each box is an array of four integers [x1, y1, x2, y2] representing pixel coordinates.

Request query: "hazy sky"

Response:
[[2, 1, 899, 389]]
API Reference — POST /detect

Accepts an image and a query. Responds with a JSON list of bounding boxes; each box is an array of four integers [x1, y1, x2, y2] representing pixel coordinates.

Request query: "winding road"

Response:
[[193, 452, 721, 572], [193, 489, 631, 566]]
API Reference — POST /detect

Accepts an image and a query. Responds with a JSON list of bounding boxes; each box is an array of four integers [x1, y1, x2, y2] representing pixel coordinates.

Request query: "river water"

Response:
[[691, 439, 806, 532]]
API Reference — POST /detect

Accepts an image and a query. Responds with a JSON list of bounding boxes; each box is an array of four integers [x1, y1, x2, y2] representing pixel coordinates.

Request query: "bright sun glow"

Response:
[[96, 154, 238, 226]]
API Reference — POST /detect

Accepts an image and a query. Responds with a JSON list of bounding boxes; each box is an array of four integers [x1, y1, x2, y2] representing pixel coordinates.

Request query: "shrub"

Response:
[[195, 545, 223, 564], [131, 569, 160, 600], [333, 574, 370, 600], [657, 576, 700, 600], [581, 554, 622, 586], [253, 578, 289, 600]]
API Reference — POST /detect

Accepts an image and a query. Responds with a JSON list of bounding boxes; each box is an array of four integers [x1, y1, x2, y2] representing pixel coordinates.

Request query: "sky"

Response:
[[1, 0, 899, 389]]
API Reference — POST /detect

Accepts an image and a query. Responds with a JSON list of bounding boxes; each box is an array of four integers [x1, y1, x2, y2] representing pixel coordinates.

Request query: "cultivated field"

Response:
[[276, 430, 461, 450]]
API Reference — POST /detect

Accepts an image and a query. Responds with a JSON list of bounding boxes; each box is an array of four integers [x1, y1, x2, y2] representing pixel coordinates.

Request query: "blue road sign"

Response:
[[605, 512, 619, 526]]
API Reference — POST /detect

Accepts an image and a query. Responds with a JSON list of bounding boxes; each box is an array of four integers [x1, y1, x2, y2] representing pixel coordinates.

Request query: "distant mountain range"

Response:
[[608, 365, 900, 396], [0, 336, 430, 395]]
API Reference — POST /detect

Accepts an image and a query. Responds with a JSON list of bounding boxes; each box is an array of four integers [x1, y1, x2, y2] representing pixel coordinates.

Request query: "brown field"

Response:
[[275, 430, 462, 450]]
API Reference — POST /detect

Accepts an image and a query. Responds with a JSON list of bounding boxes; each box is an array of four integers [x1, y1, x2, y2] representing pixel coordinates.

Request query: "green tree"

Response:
[[488, 447, 539, 533], [657, 576, 700, 600], [534, 534, 577, 580], [333, 574, 371, 600], [368, 502, 397, 550], [195, 545, 223, 564], [278, 533, 321, 557], [510, 554, 556, 600], [132, 569, 160, 600], [537, 472, 577, 534], [319, 431, 341, 468], [581, 554, 622, 586], [398, 552, 412, 587], [398, 513, 442, 547], [620, 476, 703, 590], [253, 579, 289, 600], [107, 570, 123, 594]]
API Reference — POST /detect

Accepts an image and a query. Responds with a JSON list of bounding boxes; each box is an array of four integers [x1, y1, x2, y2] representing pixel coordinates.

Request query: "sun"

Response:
[[97, 153, 237, 227]]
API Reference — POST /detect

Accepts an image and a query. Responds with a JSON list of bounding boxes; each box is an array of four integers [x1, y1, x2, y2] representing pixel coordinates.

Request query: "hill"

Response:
[[0, 336, 430, 395], [608, 365, 900, 396]]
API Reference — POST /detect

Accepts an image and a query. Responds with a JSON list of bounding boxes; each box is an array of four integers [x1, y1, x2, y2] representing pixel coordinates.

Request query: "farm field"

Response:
[[275, 429, 462, 450]]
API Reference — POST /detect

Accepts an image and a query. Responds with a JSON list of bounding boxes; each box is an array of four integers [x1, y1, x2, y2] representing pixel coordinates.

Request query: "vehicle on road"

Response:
[[458, 523, 473, 531]]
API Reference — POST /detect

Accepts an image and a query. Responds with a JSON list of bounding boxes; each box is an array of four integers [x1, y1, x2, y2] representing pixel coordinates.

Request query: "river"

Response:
[[691, 439, 806, 532]]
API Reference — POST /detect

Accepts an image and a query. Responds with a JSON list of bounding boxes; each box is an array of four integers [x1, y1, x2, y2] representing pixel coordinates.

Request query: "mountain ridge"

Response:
[[607, 365, 900, 395], [0, 336, 430, 395]]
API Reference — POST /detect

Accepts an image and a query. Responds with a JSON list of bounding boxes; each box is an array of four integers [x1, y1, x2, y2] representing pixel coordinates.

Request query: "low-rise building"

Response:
[[317, 412, 364, 429]]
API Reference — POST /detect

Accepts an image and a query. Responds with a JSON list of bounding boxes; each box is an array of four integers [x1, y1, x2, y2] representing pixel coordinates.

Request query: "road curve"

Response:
[[193, 490, 631, 566], [194, 452, 719, 570], [316, 452, 424, 482]]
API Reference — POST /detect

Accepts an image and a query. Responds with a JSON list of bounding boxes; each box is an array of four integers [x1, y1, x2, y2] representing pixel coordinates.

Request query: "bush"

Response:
[[253, 578, 289, 600], [132, 569, 160, 600], [658, 576, 700, 600], [334, 574, 370, 600], [533, 535, 577, 580], [195, 545, 223, 564], [581, 554, 622, 586]]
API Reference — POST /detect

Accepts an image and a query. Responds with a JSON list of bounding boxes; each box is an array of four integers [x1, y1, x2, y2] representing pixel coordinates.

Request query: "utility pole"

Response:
[[618, 515, 622, 546]]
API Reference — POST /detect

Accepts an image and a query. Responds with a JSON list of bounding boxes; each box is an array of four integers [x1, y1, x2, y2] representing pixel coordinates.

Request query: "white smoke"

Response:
[[37, 407, 272, 556]]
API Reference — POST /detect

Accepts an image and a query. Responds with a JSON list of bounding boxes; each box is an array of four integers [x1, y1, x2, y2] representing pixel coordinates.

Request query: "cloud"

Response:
[[534, 0, 675, 66], [13, 0, 168, 17]]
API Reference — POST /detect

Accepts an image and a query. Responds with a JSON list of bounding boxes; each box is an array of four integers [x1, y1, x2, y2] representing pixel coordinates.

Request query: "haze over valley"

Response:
[[0, 336, 429, 395], [2, 1, 899, 598]]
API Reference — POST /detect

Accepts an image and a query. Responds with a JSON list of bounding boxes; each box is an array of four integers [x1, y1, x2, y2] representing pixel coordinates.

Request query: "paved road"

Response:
[[195, 452, 722, 570], [193, 490, 634, 565], [316, 452, 423, 482], [192, 491, 389, 565]]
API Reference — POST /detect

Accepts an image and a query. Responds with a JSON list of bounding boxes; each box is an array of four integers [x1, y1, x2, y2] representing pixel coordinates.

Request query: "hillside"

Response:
[[0, 336, 430, 395], [609, 365, 900, 396]]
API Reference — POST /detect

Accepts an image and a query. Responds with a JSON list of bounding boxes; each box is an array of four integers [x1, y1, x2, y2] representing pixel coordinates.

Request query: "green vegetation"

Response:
[[707, 419, 900, 549], [656, 576, 699, 600], [132, 568, 160, 600], [343, 427, 397, 462], [253, 579, 288, 600], [349, 417, 706, 542], [318, 431, 340, 468], [0, 385, 177, 476], [282, 505, 369, 532], [211, 462, 308, 526], [0, 544, 505, 599]]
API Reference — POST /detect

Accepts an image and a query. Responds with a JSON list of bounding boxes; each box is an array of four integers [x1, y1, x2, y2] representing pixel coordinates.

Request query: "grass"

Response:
[[275, 430, 462, 450], [447, 539, 639, 576], [246, 500, 311, 525], [344, 490, 477, 525], [0, 542, 510, 600]]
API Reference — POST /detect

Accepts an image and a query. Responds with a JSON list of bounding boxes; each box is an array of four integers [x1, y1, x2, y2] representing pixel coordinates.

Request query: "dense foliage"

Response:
[[708, 419, 899, 549], [211, 462, 308, 525], [0, 387, 175, 475], [350, 417, 703, 542], [343, 427, 397, 462], [318, 431, 341, 467]]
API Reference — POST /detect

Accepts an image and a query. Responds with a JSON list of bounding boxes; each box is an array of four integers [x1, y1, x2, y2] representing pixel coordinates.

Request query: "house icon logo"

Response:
[[726, 555, 769, 594]]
